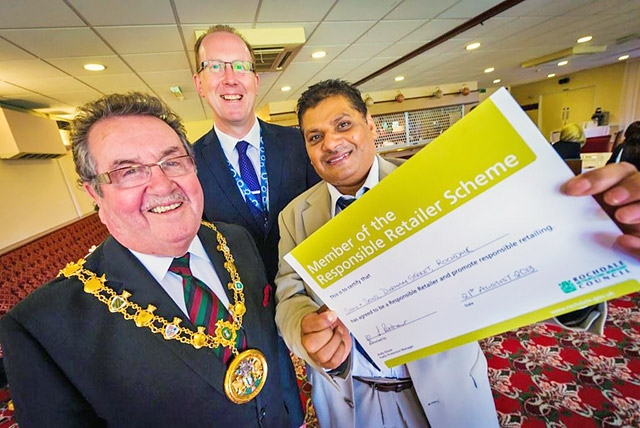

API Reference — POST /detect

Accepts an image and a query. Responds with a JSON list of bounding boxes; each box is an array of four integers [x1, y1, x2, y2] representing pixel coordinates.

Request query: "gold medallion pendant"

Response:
[[224, 349, 268, 404]]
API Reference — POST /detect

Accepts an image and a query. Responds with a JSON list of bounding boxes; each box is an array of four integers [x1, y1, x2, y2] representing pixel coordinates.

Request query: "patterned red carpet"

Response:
[[0, 214, 638, 427], [482, 291, 640, 427]]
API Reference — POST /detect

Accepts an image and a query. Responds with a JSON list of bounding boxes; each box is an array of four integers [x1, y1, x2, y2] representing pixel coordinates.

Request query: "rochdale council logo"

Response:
[[557, 261, 629, 293]]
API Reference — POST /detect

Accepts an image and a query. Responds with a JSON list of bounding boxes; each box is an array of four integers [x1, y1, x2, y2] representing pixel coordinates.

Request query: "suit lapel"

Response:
[[377, 155, 402, 179], [199, 128, 263, 233], [100, 236, 229, 395], [301, 183, 332, 238]]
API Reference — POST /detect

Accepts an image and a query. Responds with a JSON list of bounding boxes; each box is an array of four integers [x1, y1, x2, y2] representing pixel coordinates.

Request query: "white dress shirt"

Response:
[[130, 236, 230, 316]]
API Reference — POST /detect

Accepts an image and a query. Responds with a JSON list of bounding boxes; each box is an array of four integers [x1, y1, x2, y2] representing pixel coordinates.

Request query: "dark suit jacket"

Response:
[[0, 223, 297, 428], [193, 120, 320, 284]]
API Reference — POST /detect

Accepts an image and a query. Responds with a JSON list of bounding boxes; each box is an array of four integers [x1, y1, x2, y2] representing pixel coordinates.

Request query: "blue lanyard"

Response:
[[226, 137, 269, 222]]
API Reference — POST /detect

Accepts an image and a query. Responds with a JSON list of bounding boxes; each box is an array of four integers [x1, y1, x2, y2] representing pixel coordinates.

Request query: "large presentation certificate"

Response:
[[284, 88, 640, 369]]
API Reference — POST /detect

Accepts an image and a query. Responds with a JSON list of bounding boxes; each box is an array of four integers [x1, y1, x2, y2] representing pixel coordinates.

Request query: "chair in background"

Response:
[[581, 135, 612, 153]]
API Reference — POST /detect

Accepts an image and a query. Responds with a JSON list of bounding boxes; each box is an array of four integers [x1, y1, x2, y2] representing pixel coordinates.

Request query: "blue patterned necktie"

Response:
[[236, 140, 265, 223], [336, 196, 356, 212], [336, 194, 380, 371]]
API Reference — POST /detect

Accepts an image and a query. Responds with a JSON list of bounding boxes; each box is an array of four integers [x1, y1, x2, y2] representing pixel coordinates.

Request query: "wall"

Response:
[[510, 62, 627, 130], [184, 119, 212, 142], [0, 151, 95, 252]]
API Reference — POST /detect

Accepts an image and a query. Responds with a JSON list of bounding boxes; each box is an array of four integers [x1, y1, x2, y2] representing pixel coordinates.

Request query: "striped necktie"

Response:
[[169, 253, 245, 363]]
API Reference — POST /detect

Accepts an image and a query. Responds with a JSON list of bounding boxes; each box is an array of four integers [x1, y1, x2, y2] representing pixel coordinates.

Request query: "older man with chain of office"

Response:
[[0, 92, 298, 427]]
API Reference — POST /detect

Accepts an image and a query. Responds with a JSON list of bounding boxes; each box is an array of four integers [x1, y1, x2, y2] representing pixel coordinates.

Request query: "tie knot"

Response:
[[236, 140, 250, 155], [169, 253, 191, 277], [337, 196, 356, 212]]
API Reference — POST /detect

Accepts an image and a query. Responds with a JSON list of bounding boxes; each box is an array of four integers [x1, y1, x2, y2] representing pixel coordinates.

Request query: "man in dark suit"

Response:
[[0, 93, 300, 427], [192, 24, 320, 284], [191, 27, 318, 424]]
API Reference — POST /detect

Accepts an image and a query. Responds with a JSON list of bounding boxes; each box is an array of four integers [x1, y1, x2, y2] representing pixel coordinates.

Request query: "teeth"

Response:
[[328, 152, 349, 164], [221, 94, 242, 100], [150, 202, 181, 213]]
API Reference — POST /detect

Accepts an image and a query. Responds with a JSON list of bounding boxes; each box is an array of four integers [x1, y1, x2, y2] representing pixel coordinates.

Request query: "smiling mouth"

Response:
[[221, 94, 242, 101], [149, 202, 182, 214], [326, 151, 351, 165]]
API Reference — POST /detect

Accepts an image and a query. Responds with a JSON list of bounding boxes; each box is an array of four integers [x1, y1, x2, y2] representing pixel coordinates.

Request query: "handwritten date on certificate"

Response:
[[461, 265, 538, 304]]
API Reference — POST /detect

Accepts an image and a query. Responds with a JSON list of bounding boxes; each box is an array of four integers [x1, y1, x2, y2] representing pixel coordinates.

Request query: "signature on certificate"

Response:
[[364, 312, 436, 344]]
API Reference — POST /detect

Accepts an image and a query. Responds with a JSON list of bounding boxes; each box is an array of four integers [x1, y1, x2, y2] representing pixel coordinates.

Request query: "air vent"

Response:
[[0, 107, 67, 159], [195, 27, 305, 73]]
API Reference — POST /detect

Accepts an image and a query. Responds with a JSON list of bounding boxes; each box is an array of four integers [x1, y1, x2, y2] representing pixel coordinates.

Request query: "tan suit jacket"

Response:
[[275, 156, 499, 427]]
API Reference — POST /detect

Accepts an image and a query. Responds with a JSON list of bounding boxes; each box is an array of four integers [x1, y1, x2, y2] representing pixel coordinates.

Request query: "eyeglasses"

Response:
[[198, 60, 255, 74], [93, 155, 196, 188]]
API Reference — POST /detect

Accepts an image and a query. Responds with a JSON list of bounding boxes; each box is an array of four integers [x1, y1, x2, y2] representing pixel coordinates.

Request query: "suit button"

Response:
[[344, 398, 354, 408], [259, 407, 267, 419]]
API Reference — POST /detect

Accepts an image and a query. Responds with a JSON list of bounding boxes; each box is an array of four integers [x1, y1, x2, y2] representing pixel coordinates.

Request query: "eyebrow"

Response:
[[304, 112, 352, 135], [107, 146, 182, 169]]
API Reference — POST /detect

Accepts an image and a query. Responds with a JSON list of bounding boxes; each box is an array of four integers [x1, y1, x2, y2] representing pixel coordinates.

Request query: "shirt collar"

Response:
[[215, 118, 261, 156], [328, 155, 379, 218], [129, 235, 209, 284]]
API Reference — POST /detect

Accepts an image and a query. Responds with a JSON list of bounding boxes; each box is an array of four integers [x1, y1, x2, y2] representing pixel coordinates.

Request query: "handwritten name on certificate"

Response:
[[283, 88, 640, 369]]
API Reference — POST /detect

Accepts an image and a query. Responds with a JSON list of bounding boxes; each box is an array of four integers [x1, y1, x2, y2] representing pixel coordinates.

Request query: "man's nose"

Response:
[[222, 63, 238, 82], [148, 164, 174, 189], [322, 132, 343, 151]]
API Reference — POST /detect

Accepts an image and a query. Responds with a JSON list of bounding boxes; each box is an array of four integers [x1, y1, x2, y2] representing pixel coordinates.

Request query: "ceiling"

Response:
[[0, 0, 639, 123]]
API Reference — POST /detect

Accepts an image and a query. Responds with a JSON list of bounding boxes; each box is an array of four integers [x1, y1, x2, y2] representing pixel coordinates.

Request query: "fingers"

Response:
[[563, 162, 640, 260], [300, 310, 352, 369], [615, 234, 640, 259], [562, 163, 639, 201]]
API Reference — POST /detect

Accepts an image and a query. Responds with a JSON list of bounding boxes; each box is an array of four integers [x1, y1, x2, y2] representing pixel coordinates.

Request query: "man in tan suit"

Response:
[[275, 79, 640, 427]]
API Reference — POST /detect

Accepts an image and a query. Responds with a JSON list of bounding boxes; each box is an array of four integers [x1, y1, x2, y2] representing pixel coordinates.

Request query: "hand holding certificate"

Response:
[[283, 87, 640, 369]]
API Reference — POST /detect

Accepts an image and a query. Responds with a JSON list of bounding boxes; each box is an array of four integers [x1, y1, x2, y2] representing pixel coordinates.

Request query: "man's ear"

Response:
[[366, 114, 378, 139], [84, 183, 108, 225], [193, 73, 205, 98], [83, 182, 101, 206]]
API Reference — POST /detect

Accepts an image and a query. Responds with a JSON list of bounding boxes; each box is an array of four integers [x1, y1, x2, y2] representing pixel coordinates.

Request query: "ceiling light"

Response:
[[83, 63, 105, 71], [394, 76, 405, 82], [466, 42, 481, 51], [280, 86, 291, 92], [619, 54, 630, 61], [484, 67, 494, 73], [311, 51, 326, 59], [558, 60, 568, 66], [395, 91, 405, 103], [493, 79, 501, 84], [522, 45, 606, 68], [547, 73, 556, 78], [170, 86, 184, 101], [577, 36, 592, 44]]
